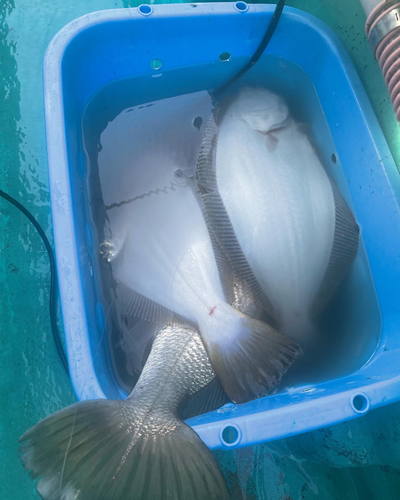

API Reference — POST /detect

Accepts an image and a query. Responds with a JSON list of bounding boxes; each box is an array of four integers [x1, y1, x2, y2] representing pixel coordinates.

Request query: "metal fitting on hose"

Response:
[[364, 1, 400, 121]]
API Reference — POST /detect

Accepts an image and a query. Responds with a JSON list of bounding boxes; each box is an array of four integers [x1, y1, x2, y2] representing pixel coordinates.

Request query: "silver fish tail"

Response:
[[19, 321, 229, 500]]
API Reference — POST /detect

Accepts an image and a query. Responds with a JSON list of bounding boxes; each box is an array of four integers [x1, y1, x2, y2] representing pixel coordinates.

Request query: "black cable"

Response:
[[214, 0, 286, 98], [0, 189, 69, 375]]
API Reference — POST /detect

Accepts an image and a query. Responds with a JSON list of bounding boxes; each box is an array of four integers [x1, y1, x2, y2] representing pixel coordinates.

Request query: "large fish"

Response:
[[20, 320, 230, 500], [196, 87, 359, 347], [19, 255, 265, 500], [99, 92, 301, 403]]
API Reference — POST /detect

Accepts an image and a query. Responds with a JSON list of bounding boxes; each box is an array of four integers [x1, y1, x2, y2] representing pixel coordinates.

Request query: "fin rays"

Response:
[[20, 399, 229, 500], [196, 112, 277, 321]]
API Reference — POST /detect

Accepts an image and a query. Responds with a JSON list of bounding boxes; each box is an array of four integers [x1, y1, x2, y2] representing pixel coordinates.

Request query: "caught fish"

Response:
[[196, 87, 359, 347], [19, 254, 265, 499], [99, 92, 301, 403], [20, 320, 230, 500], [19, 92, 303, 500]]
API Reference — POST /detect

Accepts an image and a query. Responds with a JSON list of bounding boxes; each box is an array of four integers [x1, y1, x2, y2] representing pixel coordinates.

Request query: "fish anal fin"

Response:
[[311, 179, 360, 318], [180, 378, 230, 420], [196, 113, 277, 321], [115, 282, 179, 324], [202, 192, 277, 321]]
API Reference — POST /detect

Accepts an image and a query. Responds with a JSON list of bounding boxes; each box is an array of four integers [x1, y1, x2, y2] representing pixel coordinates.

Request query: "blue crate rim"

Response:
[[44, 2, 400, 450]]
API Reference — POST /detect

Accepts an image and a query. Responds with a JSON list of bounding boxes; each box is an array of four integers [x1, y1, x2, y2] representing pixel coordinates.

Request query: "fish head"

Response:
[[229, 87, 289, 133]]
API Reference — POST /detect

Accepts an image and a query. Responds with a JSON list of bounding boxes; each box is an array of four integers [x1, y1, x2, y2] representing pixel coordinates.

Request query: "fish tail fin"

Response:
[[201, 308, 303, 404], [20, 399, 229, 500]]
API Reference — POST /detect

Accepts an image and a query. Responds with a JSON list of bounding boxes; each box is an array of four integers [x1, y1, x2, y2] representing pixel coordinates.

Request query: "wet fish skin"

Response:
[[109, 155, 301, 403], [18, 91, 305, 500], [93, 92, 300, 405], [18, 244, 274, 500], [19, 320, 230, 500], [198, 87, 359, 347]]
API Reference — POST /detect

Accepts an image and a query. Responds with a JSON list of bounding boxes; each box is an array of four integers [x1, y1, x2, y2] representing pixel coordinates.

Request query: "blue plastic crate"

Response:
[[44, 2, 400, 450]]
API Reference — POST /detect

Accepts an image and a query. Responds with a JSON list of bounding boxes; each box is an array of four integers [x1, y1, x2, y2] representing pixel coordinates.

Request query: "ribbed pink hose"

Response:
[[366, 1, 400, 121]]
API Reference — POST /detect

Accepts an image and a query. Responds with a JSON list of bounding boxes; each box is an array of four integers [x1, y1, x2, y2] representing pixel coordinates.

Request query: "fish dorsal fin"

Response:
[[311, 178, 360, 318], [208, 218, 277, 327], [192, 176, 276, 325], [186, 167, 237, 306], [115, 281, 185, 324], [196, 112, 277, 322], [207, 220, 236, 305], [180, 378, 230, 420], [195, 111, 220, 192]]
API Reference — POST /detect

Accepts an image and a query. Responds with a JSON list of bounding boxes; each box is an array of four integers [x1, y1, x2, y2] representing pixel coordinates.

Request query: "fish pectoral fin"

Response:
[[115, 281, 179, 324], [200, 312, 303, 404], [264, 131, 280, 152], [261, 119, 293, 151], [20, 399, 229, 500]]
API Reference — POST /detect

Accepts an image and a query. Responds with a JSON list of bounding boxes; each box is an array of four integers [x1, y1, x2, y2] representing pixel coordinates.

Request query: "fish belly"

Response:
[[216, 119, 336, 335], [111, 180, 225, 323], [96, 90, 224, 323], [97, 91, 213, 258]]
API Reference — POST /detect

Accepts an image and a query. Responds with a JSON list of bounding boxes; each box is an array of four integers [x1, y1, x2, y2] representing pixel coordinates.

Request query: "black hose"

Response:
[[214, 0, 286, 97], [0, 189, 69, 375]]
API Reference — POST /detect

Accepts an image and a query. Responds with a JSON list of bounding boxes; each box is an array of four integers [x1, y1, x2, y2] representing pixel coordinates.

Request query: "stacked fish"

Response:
[[20, 88, 359, 500]]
